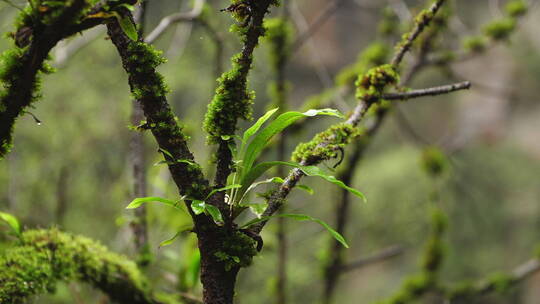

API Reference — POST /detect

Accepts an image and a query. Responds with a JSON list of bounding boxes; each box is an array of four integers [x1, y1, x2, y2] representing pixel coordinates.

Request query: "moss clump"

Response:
[[205, 0, 281, 143], [214, 231, 258, 271], [483, 18, 516, 41], [355, 64, 399, 102], [336, 42, 390, 87], [420, 146, 448, 177], [203, 53, 255, 143], [126, 42, 169, 100], [0, 47, 52, 158], [463, 36, 487, 53], [505, 0, 527, 18], [225, 0, 280, 42], [292, 123, 362, 164], [487, 272, 514, 294], [447, 280, 476, 301], [379, 273, 433, 304], [0, 229, 159, 304], [421, 209, 447, 273]]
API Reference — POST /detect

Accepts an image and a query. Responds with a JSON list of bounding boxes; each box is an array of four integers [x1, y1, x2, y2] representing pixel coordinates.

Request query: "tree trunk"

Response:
[[198, 228, 241, 304]]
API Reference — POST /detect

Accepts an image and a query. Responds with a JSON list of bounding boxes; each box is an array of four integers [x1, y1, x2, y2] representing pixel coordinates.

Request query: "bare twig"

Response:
[[340, 245, 405, 273], [144, 0, 205, 44], [381, 81, 471, 101]]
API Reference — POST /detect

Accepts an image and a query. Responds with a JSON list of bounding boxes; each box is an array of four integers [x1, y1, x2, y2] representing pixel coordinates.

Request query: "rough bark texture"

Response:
[[198, 226, 241, 304]]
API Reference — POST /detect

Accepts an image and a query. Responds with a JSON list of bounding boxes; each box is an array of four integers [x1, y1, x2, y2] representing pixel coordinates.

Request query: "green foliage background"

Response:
[[1, 0, 540, 303]]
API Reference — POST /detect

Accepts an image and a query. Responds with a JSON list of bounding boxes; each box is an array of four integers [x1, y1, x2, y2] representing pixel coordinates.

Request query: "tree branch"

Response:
[[106, 15, 211, 204], [391, 0, 447, 66], [252, 0, 452, 233], [144, 0, 206, 44], [340, 245, 405, 273], [0, 229, 173, 304], [203, 0, 279, 217], [381, 81, 471, 101], [448, 258, 540, 301]]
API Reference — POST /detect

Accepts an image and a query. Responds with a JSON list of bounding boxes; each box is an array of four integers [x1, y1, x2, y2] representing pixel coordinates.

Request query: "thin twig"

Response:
[[381, 81, 471, 101], [144, 0, 205, 44], [391, 0, 446, 66], [340, 245, 405, 273]]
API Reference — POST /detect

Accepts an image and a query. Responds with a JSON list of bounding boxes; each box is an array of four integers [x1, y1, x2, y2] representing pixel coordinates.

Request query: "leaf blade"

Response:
[[0, 211, 21, 236], [240, 109, 343, 178], [126, 196, 184, 211], [241, 213, 349, 248]]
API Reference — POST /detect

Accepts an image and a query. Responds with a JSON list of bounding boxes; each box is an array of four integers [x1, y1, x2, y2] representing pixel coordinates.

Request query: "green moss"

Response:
[[0, 47, 50, 158], [420, 146, 448, 177], [483, 18, 516, 41], [203, 53, 255, 143], [225, 0, 280, 41], [0, 229, 160, 304], [447, 280, 476, 300], [487, 272, 514, 294], [379, 273, 432, 304], [292, 123, 363, 164], [355, 64, 399, 102], [126, 42, 169, 100], [463, 36, 487, 53], [205, 1, 281, 143], [421, 209, 447, 273], [336, 42, 390, 87], [214, 231, 258, 271], [505, 0, 527, 18]]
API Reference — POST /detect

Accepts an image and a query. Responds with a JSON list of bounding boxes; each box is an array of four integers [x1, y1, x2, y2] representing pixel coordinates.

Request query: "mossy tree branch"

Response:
[[447, 258, 540, 303], [106, 12, 261, 304], [203, 0, 279, 215], [0, 0, 93, 158], [251, 0, 449, 234], [0, 0, 143, 159], [0, 229, 175, 304], [106, 14, 210, 203], [321, 6, 451, 299]]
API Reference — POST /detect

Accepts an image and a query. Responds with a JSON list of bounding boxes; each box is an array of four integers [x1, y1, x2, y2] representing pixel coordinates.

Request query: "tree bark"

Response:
[[197, 227, 240, 304]]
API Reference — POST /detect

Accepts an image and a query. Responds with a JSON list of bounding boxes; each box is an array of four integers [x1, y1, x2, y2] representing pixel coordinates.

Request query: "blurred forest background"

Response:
[[1, 0, 540, 303]]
